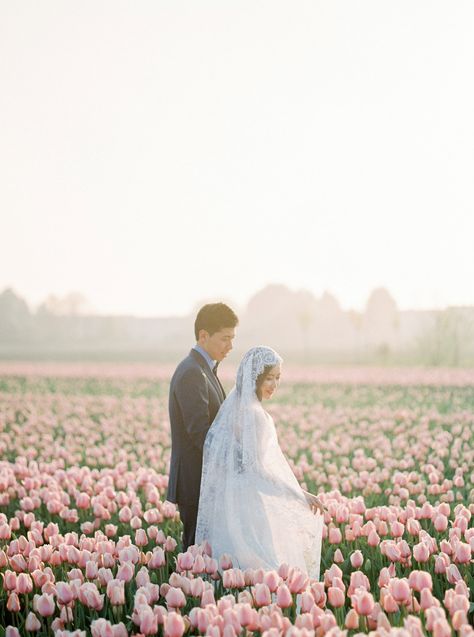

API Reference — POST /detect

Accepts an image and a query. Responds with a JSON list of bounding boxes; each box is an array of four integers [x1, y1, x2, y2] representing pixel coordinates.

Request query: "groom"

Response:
[[167, 302, 239, 550]]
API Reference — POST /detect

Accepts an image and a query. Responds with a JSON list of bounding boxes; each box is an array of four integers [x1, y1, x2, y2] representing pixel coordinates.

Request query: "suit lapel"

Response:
[[190, 349, 225, 402]]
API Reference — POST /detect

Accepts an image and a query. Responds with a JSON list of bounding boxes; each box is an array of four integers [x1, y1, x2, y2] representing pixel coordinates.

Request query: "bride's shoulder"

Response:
[[262, 409, 274, 423]]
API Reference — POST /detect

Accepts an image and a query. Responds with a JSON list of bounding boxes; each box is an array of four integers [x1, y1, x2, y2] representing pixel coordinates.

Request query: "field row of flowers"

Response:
[[0, 369, 473, 636]]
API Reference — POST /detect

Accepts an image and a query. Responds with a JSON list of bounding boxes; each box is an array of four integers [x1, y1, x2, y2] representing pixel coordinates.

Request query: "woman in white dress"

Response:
[[195, 346, 324, 580]]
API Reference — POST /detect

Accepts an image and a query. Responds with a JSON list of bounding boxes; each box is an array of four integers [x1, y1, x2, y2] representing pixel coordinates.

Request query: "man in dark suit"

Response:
[[167, 302, 238, 550]]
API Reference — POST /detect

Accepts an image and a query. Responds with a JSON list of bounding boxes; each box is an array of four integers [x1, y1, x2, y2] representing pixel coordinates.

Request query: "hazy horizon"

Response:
[[2, 1, 474, 317], [2, 282, 473, 319]]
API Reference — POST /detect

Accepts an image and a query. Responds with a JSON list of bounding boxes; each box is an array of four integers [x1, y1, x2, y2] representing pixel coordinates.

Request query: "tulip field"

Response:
[[0, 363, 473, 637]]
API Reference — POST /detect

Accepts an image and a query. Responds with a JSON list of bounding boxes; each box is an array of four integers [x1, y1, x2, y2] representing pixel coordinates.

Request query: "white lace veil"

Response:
[[195, 346, 323, 579]]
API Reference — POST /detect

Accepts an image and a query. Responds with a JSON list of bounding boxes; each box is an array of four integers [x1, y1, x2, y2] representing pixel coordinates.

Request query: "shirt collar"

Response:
[[193, 344, 216, 371]]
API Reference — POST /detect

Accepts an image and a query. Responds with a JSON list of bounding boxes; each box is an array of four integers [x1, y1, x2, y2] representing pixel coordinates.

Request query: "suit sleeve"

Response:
[[174, 366, 211, 451]]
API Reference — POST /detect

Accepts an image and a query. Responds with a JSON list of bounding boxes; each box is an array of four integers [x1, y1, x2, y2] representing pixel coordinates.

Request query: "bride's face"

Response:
[[259, 364, 281, 401]]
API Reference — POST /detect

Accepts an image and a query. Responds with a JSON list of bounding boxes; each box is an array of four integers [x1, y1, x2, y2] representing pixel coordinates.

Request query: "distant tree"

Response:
[[318, 291, 341, 316], [416, 307, 474, 366], [246, 284, 294, 317], [0, 288, 32, 342], [37, 292, 92, 316], [363, 287, 399, 348]]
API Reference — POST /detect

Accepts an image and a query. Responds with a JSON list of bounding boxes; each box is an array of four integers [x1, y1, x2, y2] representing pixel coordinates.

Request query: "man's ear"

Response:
[[198, 329, 209, 342]]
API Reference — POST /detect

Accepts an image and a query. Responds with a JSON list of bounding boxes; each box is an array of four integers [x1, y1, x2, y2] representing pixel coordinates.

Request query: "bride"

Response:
[[195, 346, 324, 579]]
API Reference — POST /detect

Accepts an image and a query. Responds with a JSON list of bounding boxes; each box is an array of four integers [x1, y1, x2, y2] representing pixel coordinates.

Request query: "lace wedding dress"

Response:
[[195, 346, 323, 579]]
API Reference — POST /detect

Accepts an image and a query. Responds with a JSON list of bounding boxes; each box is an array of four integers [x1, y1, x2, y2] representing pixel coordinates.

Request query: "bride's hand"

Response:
[[304, 491, 324, 515]]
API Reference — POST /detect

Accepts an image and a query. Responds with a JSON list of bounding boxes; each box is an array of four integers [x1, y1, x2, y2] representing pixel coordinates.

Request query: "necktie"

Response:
[[212, 363, 225, 400]]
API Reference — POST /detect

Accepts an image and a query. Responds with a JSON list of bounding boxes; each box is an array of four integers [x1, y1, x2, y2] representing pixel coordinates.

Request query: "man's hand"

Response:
[[303, 491, 324, 515]]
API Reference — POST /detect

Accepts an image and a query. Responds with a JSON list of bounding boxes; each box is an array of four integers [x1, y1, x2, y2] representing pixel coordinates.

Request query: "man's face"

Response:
[[200, 327, 235, 362]]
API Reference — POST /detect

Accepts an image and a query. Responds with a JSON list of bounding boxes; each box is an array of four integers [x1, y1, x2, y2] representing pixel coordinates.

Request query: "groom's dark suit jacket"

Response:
[[167, 349, 225, 513]]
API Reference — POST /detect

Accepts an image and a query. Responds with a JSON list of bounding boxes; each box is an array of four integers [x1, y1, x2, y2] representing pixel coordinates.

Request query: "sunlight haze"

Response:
[[1, 1, 473, 316]]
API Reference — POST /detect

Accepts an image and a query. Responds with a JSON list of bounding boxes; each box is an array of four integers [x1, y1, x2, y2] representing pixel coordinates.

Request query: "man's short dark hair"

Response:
[[194, 303, 239, 340]]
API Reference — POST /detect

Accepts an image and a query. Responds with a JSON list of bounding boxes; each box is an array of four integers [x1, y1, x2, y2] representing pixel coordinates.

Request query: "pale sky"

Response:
[[1, 1, 473, 317]]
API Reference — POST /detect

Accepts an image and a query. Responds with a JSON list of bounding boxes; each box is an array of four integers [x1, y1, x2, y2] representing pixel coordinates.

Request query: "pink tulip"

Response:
[[222, 569, 236, 589], [9, 554, 27, 572], [78, 583, 104, 611], [419, 588, 437, 611], [201, 588, 215, 607], [219, 553, 233, 570], [16, 572, 33, 594], [390, 521, 404, 538], [454, 581, 470, 598], [85, 560, 99, 579], [288, 570, 308, 594], [135, 529, 148, 547], [276, 584, 293, 608], [378, 521, 389, 536], [348, 570, 370, 595], [433, 514, 448, 532], [90, 618, 115, 637], [378, 567, 391, 588], [25, 612, 42, 632], [451, 594, 470, 614], [384, 543, 401, 562], [7, 592, 21, 612], [139, 607, 158, 635], [0, 550, 8, 568], [320, 613, 338, 632], [454, 543, 471, 564], [388, 578, 411, 604], [324, 564, 342, 586], [408, 570, 433, 592], [155, 605, 169, 625], [107, 579, 125, 606], [367, 530, 380, 546], [118, 506, 132, 523], [191, 554, 205, 574], [149, 548, 166, 569], [300, 591, 315, 613], [328, 586, 345, 608], [382, 593, 399, 613], [76, 493, 90, 509], [446, 564, 462, 584], [309, 581, 326, 608], [413, 542, 430, 562], [253, 583, 271, 607], [254, 568, 265, 584], [5, 628, 20, 637], [353, 591, 374, 616], [177, 551, 194, 571], [328, 527, 342, 544], [204, 557, 218, 577], [36, 593, 55, 617], [236, 603, 257, 628], [116, 562, 134, 582], [263, 570, 280, 592], [406, 518, 421, 535], [350, 550, 363, 568], [432, 618, 452, 637], [278, 563, 290, 579], [165, 612, 185, 637], [333, 549, 344, 563], [331, 576, 345, 593], [451, 610, 469, 630], [0, 524, 12, 540], [55, 581, 74, 605], [164, 537, 178, 552], [166, 586, 186, 609], [190, 577, 205, 597], [345, 609, 359, 630]]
